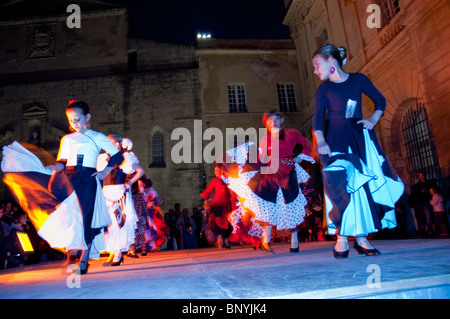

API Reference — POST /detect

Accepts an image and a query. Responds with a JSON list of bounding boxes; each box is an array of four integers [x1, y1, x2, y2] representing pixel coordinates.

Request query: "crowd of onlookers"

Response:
[[1, 171, 449, 270], [0, 200, 66, 270]]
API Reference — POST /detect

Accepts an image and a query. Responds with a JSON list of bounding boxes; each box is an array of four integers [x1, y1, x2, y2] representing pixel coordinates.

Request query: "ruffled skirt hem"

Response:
[[323, 129, 404, 237], [228, 163, 311, 232]]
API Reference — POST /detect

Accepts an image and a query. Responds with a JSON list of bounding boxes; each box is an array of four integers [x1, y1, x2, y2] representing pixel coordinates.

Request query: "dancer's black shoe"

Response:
[[78, 261, 89, 274], [260, 242, 274, 254], [111, 256, 124, 266], [332, 246, 349, 259], [353, 241, 381, 256]]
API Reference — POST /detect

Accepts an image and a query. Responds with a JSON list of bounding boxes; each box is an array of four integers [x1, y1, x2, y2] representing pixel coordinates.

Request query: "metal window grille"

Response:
[[228, 83, 248, 113], [401, 103, 441, 186], [152, 130, 165, 165], [277, 83, 297, 112], [376, 0, 400, 26]]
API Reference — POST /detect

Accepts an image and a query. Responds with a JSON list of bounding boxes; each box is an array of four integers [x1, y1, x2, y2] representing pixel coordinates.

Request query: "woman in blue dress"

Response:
[[312, 45, 404, 259]]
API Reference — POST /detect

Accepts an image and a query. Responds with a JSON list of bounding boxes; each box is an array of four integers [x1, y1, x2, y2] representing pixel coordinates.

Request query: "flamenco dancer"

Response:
[[51, 101, 124, 273], [227, 110, 315, 253], [222, 143, 265, 249], [200, 164, 233, 249], [311, 44, 404, 259], [2, 100, 123, 274], [130, 177, 157, 256], [142, 181, 164, 252], [98, 134, 143, 266]]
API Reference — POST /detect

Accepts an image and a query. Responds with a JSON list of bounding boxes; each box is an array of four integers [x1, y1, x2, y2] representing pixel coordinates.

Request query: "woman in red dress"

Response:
[[227, 110, 315, 253]]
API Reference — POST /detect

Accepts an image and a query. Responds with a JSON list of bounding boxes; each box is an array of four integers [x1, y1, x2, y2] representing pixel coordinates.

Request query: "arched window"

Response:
[[401, 102, 441, 185], [150, 130, 165, 167]]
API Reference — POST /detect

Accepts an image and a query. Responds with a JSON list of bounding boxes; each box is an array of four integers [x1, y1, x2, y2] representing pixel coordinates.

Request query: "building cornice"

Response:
[[283, 0, 316, 26], [0, 7, 126, 26]]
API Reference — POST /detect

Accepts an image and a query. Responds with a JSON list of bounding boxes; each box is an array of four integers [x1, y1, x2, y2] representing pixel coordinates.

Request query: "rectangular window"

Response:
[[376, 0, 400, 27], [277, 83, 297, 112], [228, 83, 248, 113], [128, 51, 137, 73]]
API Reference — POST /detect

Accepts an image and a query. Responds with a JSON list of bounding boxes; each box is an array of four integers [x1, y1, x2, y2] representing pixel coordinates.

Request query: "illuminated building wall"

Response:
[[283, 0, 450, 194]]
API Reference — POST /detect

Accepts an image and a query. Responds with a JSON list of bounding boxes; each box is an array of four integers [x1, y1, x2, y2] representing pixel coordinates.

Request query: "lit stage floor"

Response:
[[1, 239, 449, 299]]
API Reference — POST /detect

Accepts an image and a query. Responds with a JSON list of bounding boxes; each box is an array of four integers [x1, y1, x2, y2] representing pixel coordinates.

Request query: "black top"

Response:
[[312, 73, 386, 131]]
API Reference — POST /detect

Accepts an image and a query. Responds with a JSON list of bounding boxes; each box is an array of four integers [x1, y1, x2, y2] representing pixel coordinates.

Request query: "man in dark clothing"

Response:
[[410, 171, 439, 235]]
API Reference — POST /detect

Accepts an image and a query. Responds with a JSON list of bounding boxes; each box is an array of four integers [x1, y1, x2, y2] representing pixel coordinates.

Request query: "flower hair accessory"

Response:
[[121, 138, 133, 151], [68, 99, 81, 105]]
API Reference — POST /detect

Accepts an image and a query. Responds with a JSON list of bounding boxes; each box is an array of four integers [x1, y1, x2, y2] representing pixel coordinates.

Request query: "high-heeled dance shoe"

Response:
[[332, 245, 349, 259], [111, 256, 124, 266], [78, 261, 89, 274], [103, 254, 115, 266], [67, 254, 78, 265], [353, 241, 381, 256], [127, 252, 139, 258], [260, 242, 274, 254]]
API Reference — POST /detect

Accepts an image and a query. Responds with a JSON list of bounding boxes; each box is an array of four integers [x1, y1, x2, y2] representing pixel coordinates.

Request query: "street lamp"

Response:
[[197, 33, 211, 39]]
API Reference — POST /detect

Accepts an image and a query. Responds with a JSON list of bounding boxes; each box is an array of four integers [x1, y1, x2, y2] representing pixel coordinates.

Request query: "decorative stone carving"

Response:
[[378, 22, 405, 47], [27, 23, 56, 59], [246, 55, 276, 86]]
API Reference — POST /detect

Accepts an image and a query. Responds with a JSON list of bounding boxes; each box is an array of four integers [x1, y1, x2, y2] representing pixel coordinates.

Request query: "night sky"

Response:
[[122, 0, 291, 44]]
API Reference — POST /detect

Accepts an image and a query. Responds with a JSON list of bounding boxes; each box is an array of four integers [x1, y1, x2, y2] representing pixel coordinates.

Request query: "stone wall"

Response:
[[283, 0, 450, 193]]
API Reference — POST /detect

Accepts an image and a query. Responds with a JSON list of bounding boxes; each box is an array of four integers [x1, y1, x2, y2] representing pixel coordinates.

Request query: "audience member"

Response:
[[409, 171, 439, 236], [174, 203, 182, 220], [0, 201, 13, 226], [430, 187, 449, 237], [0, 205, 11, 270], [176, 208, 196, 233], [175, 223, 184, 249], [163, 209, 177, 250], [183, 224, 197, 249]]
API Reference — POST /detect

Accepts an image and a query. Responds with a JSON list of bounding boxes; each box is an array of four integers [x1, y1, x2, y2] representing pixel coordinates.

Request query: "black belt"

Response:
[[66, 166, 96, 172]]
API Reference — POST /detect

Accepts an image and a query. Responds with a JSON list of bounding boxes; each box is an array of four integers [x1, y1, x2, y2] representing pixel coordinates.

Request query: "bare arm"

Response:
[[313, 130, 331, 157], [357, 110, 383, 130], [124, 163, 145, 189]]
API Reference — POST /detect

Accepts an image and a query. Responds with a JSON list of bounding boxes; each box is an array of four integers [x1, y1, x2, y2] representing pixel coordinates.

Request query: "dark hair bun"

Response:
[[338, 47, 347, 60]]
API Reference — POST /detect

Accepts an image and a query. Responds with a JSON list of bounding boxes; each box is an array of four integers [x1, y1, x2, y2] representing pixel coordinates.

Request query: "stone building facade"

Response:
[[283, 0, 450, 195], [0, 0, 203, 211], [0, 1, 305, 212], [197, 38, 305, 180]]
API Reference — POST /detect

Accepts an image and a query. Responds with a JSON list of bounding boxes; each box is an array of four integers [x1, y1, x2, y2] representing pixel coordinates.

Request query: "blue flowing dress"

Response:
[[312, 73, 404, 237]]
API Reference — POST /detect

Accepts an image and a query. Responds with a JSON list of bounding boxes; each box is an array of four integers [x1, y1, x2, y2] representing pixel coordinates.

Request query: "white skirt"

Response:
[[103, 184, 138, 253], [1, 141, 87, 252], [228, 159, 313, 232]]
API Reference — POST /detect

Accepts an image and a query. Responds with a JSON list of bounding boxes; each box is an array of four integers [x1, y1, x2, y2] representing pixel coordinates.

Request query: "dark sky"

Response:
[[123, 0, 291, 44]]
